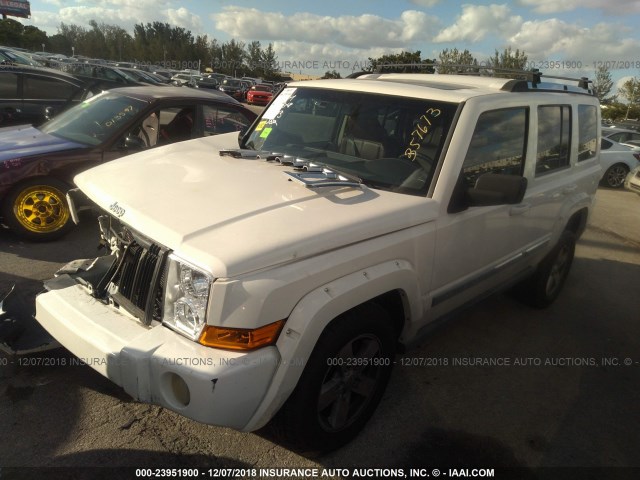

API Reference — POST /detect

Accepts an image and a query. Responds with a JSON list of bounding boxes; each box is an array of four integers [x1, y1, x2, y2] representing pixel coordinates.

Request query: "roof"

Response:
[[291, 72, 595, 103], [290, 76, 511, 103], [0, 64, 85, 85], [106, 85, 242, 104]]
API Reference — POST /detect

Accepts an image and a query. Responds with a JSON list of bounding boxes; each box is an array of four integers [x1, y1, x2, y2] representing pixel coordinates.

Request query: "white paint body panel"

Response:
[[35, 75, 602, 431]]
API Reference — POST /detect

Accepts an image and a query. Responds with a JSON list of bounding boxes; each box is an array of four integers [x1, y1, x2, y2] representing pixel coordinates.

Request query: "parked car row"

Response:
[[0, 85, 258, 240], [169, 72, 279, 104], [0, 65, 135, 126]]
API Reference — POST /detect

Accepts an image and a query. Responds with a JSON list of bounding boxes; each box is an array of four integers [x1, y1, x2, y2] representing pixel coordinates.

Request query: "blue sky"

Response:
[[15, 0, 640, 88]]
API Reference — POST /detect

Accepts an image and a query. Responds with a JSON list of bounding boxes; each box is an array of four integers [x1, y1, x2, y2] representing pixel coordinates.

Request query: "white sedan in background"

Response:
[[600, 138, 640, 188], [602, 127, 640, 147]]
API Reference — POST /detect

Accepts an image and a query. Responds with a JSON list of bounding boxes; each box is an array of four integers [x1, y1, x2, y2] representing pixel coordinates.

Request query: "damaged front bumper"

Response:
[[35, 281, 280, 429], [28, 255, 280, 430]]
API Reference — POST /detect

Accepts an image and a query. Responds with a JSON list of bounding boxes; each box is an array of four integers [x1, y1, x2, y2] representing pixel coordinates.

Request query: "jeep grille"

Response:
[[109, 235, 168, 325]]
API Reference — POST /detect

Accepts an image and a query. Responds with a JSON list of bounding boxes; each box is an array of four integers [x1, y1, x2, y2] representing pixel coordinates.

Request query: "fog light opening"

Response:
[[167, 372, 190, 407]]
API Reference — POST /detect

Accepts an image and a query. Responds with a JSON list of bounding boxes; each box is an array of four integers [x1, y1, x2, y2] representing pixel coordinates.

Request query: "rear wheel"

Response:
[[2, 177, 73, 241], [271, 303, 396, 454], [601, 163, 629, 188], [513, 230, 576, 308]]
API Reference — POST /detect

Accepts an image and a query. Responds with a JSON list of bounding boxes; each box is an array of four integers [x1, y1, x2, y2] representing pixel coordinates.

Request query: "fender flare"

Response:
[[242, 258, 422, 431]]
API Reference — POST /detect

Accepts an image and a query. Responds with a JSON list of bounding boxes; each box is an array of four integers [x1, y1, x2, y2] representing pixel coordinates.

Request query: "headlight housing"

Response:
[[162, 255, 213, 340]]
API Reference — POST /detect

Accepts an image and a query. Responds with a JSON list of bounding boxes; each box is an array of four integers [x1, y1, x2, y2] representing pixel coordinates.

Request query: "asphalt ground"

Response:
[[0, 188, 639, 480]]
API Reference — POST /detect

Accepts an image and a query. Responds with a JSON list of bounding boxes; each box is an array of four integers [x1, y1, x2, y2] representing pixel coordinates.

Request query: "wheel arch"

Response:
[[565, 207, 589, 239], [242, 259, 419, 431]]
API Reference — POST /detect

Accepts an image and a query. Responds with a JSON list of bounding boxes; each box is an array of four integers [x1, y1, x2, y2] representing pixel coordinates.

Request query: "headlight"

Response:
[[162, 255, 213, 340]]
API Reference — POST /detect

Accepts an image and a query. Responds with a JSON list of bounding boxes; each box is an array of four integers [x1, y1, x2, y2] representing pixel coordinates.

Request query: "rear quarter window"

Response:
[[578, 105, 598, 161]]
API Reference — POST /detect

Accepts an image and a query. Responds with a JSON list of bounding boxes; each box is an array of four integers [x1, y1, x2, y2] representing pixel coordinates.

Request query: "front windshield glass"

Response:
[[1, 50, 41, 66], [40, 92, 148, 146], [242, 87, 458, 195]]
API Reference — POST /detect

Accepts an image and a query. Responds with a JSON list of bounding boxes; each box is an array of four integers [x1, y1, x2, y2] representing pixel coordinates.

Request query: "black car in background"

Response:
[[0, 65, 144, 127], [58, 63, 145, 87], [218, 78, 246, 101], [0, 65, 93, 126], [0, 47, 43, 67], [195, 76, 219, 90], [118, 67, 169, 85], [0, 86, 258, 240]]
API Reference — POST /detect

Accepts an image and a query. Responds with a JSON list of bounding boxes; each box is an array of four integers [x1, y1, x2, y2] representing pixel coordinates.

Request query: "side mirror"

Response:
[[468, 173, 527, 206], [123, 135, 146, 150], [448, 173, 527, 213]]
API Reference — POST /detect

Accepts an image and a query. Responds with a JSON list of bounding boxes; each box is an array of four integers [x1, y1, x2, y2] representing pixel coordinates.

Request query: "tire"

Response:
[[271, 303, 396, 454], [1, 177, 73, 241], [513, 230, 576, 308], [601, 163, 629, 188]]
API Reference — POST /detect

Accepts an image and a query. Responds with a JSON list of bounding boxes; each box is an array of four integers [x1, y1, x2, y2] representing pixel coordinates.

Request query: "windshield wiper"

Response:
[[219, 149, 294, 162]]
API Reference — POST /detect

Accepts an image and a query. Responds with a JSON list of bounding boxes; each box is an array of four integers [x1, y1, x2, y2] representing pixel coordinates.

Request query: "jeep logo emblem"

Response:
[[109, 201, 126, 218]]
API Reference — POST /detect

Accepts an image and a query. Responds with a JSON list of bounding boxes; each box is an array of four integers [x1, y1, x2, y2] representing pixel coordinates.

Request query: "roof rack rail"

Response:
[[354, 63, 594, 96]]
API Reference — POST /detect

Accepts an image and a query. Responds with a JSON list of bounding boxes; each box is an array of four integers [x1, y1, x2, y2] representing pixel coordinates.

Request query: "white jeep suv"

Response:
[[34, 71, 601, 452]]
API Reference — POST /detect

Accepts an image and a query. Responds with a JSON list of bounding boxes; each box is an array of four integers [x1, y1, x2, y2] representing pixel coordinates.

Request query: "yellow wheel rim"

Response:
[[14, 185, 69, 234]]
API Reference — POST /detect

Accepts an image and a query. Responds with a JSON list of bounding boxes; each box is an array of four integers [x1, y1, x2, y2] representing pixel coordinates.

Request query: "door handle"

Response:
[[509, 204, 530, 216]]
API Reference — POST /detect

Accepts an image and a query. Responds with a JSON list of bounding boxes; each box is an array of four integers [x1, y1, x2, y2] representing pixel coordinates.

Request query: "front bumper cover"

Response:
[[35, 282, 281, 429]]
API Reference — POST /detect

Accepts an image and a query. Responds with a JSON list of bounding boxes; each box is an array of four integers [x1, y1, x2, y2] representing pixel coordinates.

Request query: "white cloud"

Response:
[[270, 40, 403, 73], [509, 19, 640, 69], [518, 0, 640, 14], [166, 7, 203, 33], [58, 6, 135, 26], [20, 2, 203, 37], [616, 76, 637, 101], [212, 7, 440, 49], [434, 4, 523, 42]]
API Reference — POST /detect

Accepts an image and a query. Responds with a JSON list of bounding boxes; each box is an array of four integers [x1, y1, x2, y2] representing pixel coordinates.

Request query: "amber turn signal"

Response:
[[198, 320, 285, 350]]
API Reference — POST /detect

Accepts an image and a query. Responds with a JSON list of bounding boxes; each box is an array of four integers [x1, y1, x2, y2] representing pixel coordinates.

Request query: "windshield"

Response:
[[1, 50, 41, 66], [242, 87, 458, 195], [41, 91, 148, 146]]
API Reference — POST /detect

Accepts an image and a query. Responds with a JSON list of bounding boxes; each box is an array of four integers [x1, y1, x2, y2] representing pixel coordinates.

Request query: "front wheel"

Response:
[[2, 177, 73, 241], [601, 163, 629, 188], [271, 303, 396, 454]]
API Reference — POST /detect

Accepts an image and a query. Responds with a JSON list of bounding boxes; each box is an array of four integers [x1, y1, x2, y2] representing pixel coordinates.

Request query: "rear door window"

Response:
[[23, 75, 78, 100], [578, 105, 598, 161], [536, 105, 571, 175], [0, 72, 19, 98]]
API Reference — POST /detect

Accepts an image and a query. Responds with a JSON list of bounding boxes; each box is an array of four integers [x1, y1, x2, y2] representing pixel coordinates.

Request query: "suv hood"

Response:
[[0, 125, 85, 161], [75, 134, 437, 278]]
